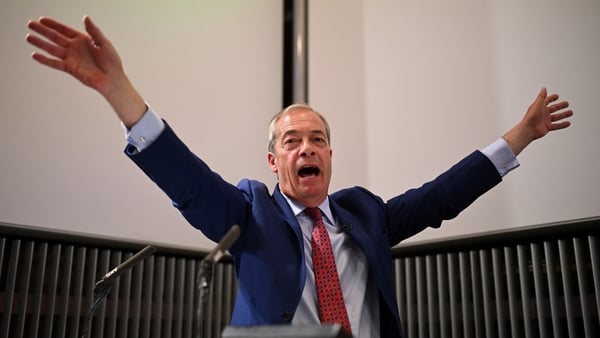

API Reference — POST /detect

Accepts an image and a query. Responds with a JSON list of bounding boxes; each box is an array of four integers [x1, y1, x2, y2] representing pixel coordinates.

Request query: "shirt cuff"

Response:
[[122, 104, 165, 153], [480, 138, 520, 177]]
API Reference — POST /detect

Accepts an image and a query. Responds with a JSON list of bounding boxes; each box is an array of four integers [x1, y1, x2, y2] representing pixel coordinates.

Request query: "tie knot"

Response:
[[304, 207, 322, 222]]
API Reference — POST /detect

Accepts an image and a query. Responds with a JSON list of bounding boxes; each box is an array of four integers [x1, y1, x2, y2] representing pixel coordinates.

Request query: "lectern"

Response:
[[221, 324, 352, 338]]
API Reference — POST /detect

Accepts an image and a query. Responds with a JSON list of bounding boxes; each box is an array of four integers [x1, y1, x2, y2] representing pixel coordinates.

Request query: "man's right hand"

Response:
[[26, 16, 146, 128]]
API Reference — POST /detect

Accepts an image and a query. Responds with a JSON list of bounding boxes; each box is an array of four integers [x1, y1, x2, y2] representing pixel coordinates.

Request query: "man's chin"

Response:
[[298, 185, 328, 200], [297, 175, 331, 194]]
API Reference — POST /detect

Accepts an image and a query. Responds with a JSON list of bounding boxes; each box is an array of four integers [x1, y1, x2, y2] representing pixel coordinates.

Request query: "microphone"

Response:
[[196, 225, 240, 338], [82, 245, 157, 338], [94, 245, 156, 296], [202, 225, 240, 263]]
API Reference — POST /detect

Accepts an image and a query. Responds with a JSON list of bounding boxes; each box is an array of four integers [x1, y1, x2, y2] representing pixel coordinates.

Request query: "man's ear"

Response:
[[267, 152, 278, 173]]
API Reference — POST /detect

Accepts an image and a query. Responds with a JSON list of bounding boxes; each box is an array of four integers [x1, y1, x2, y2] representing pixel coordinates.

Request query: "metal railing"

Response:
[[0, 223, 235, 338], [393, 217, 600, 338], [1, 217, 599, 338]]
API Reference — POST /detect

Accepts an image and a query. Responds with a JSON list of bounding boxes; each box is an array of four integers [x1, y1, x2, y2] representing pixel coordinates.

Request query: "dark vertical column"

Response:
[[283, 0, 308, 107]]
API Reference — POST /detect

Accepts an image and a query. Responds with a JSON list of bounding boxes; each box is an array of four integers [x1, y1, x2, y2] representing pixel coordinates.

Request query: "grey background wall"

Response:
[[309, 0, 600, 243], [1, 0, 282, 249], [1, 0, 598, 250]]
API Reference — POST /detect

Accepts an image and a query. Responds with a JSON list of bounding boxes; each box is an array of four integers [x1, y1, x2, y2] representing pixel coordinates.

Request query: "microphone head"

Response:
[[204, 225, 240, 263], [93, 245, 156, 296]]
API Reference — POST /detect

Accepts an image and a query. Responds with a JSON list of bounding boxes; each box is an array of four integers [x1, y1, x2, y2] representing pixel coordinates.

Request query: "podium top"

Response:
[[221, 324, 352, 338]]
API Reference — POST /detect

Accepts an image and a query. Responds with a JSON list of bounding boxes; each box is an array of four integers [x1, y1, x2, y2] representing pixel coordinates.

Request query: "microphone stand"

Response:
[[196, 259, 214, 338], [80, 282, 112, 338], [195, 225, 240, 338]]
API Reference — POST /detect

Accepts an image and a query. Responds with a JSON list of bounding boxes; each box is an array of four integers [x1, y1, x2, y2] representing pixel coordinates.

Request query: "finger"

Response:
[[550, 121, 571, 131], [27, 19, 70, 48], [31, 52, 67, 72], [551, 109, 574, 122], [548, 100, 569, 113], [544, 93, 559, 105], [25, 33, 66, 59], [38, 16, 81, 39], [83, 16, 108, 47]]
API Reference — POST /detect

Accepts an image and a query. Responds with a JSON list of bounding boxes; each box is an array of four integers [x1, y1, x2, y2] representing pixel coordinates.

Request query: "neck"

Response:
[[278, 187, 327, 209]]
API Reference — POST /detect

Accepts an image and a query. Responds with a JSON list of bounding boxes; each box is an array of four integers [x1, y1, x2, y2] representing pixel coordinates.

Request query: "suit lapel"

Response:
[[273, 185, 303, 242], [329, 198, 379, 266]]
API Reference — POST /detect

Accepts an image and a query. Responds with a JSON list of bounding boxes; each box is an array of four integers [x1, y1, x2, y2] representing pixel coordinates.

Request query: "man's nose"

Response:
[[300, 140, 316, 156]]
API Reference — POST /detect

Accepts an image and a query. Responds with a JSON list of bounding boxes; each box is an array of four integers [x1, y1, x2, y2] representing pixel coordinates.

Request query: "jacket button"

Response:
[[342, 224, 353, 231], [280, 311, 292, 321]]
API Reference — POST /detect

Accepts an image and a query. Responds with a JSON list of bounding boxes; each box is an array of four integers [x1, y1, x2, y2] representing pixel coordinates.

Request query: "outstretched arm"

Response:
[[26, 16, 146, 128], [503, 87, 573, 156]]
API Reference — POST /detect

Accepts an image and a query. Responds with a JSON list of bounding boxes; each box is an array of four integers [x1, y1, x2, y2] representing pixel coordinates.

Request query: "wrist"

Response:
[[502, 123, 534, 157], [104, 77, 146, 128]]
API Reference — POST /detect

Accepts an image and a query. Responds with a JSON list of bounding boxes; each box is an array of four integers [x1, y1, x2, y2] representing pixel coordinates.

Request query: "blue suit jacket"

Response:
[[127, 123, 502, 337]]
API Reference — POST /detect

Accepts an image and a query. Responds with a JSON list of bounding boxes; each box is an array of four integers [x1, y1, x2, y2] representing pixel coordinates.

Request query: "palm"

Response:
[[63, 35, 112, 91], [27, 16, 122, 96], [502, 88, 572, 156], [527, 97, 552, 139], [524, 89, 571, 142]]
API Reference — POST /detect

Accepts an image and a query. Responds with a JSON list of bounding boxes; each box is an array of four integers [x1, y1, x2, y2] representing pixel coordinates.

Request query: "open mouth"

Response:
[[298, 165, 320, 177]]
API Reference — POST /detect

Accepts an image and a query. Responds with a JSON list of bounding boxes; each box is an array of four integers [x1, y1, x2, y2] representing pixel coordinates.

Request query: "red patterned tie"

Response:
[[304, 207, 352, 336]]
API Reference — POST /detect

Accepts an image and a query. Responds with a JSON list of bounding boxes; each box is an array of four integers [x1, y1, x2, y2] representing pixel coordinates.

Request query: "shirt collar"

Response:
[[281, 193, 335, 225]]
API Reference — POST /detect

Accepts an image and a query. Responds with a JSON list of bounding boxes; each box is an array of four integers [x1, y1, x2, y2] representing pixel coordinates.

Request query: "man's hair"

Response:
[[267, 103, 331, 153]]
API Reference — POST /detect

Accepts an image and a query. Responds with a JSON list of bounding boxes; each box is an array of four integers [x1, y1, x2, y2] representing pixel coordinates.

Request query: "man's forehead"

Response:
[[280, 109, 321, 126], [280, 114, 326, 134]]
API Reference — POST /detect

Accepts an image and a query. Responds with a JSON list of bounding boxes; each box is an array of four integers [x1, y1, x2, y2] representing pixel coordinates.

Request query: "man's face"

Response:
[[267, 108, 332, 207]]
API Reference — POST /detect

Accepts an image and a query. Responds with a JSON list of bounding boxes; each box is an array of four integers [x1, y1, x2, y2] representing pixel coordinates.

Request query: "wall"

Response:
[[0, 0, 282, 250], [310, 0, 600, 243], [2, 0, 598, 250]]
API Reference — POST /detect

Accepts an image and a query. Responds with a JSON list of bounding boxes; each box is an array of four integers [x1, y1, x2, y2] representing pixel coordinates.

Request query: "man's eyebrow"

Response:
[[281, 130, 300, 139], [310, 130, 327, 136]]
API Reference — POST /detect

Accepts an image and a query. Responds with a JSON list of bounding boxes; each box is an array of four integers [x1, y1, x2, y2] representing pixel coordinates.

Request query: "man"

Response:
[[26, 16, 573, 338]]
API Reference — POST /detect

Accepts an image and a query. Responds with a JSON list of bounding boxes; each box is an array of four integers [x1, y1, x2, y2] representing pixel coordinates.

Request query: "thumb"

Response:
[[537, 86, 548, 103], [83, 15, 108, 47]]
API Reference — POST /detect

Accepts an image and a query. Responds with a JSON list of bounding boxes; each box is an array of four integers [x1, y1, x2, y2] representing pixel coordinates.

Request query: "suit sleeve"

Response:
[[386, 150, 502, 245], [125, 122, 250, 242]]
